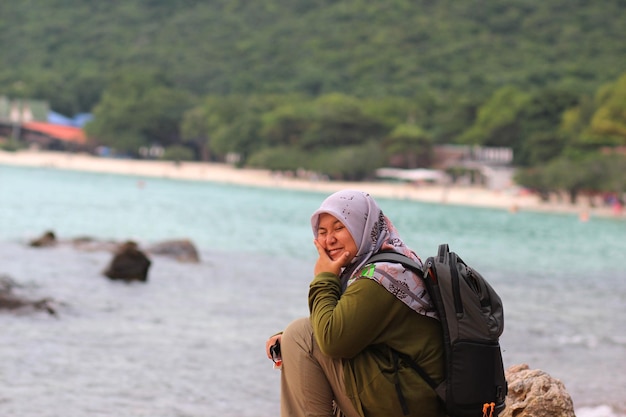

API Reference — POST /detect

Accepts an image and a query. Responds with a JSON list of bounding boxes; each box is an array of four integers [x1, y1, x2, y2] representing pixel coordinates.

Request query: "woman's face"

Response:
[[316, 213, 358, 266]]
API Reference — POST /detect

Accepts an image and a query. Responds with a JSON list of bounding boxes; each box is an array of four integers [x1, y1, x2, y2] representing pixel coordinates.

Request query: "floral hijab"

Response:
[[310, 190, 437, 319]]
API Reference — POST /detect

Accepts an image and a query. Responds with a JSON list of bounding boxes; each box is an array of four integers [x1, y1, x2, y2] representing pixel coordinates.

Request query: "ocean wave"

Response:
[[576, 405, 626, 417]]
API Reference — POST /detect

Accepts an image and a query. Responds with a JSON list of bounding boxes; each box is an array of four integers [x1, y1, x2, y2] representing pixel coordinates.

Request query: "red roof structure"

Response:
[[22, 121, 87, 144]]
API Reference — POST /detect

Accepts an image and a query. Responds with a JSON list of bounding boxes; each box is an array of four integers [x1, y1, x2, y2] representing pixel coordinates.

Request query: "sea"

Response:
[[0, 164, 624, 417]]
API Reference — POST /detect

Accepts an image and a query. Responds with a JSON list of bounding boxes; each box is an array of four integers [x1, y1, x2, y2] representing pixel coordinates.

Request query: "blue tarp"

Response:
[[48, 111, 93, 127]]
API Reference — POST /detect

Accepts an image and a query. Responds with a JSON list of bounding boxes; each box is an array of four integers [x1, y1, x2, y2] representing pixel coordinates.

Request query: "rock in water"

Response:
[[147, 239, 200, 263], [103, 241, 151, 282], [29, 230, 57, 247]]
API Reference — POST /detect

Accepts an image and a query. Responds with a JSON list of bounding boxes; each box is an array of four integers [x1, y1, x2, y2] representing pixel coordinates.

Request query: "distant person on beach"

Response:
[[265, 190, 444, 417]]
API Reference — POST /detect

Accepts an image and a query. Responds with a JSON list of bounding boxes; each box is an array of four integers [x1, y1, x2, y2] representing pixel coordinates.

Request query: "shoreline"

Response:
[[1, 149, 622, 219]]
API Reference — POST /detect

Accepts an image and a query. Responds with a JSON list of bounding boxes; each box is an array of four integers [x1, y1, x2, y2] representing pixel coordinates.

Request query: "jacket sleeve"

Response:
[[308, 272, 403, 358]]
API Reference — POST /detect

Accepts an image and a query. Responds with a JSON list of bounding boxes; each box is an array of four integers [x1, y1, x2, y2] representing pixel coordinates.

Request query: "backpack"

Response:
[[367, 244, 507, 417]]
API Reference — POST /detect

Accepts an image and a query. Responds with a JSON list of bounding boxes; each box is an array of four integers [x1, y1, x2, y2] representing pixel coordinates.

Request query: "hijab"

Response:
[[310, 190, 437, 319]]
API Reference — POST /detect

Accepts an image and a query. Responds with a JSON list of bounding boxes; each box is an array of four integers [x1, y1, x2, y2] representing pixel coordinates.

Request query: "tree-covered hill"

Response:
[[1, 0, 624, 115]]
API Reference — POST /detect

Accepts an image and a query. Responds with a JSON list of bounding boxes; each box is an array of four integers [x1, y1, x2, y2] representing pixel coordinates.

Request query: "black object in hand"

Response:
[[270, 342, 281, 362]]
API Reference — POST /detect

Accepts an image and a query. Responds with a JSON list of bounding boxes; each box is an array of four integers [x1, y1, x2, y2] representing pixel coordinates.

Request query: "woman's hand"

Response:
[[313, 239, 350, 276], [266, 334, 282, 360]]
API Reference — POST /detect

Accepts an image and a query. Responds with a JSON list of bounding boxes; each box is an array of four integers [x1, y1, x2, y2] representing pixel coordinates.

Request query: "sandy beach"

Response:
[[1, 149, 622, 219]]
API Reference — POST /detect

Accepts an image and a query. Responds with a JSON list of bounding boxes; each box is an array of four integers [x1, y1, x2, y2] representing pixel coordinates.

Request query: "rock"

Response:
[[147, 239, 200, 263], [0, 274, 57, 315], [0, 274, 19, 293], [500, 363, 576, 417], [0, 294, 57, 315], [29, 230, 57, 247], [71, 236, 119, 252], [103, 241, 151, 282]]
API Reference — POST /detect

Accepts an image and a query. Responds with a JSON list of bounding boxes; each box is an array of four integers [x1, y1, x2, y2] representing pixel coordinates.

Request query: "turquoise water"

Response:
[[1, 164, 625, 417]]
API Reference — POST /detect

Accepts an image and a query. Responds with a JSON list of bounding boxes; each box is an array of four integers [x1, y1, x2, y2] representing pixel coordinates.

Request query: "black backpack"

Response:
[[367, 244, 507, 417]]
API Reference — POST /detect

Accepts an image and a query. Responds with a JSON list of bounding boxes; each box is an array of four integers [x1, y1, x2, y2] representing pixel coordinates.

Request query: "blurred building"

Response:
[[0, 96, 90, 151], [377, 145, 515, 190]]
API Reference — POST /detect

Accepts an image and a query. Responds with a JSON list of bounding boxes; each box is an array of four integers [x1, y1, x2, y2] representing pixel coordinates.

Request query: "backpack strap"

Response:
[[394, 349, 439, 391], [437, 244, 449, 263], [365, 252, 441, 398], [367, 251, 423, 277], [391, 350, 411, 416]]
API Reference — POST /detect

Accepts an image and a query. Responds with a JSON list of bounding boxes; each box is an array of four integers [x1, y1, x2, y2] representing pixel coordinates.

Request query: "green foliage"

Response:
[[0, 69, 105, 116], [514, 168, 551, 200], [458, 86, 583, 166], [459, 86, 530, 147], [212, 114, 262, 165], [309, 141, 386, 181], [600, 154, 626, 194], [181, 95, 245, 159], [385, 124, 433, 168], [1, 0, 624, 194], [246, 146, 309, 171], [248, 141, 386, 181], [202, 93, 389, 178], [360, 97, 423, 130], [430, 96, 481, 144], [0, 139, 23, 152], [181, 94, 304, 162], [559, 95, 598, 146], [85, 70, 196, 154], [515, 89, 579, 165], [542, 157, 590, 202], [260, 102, 314, 147], [588, 74, 626, 145], [1, 0, 624, 114], [300, 94, 387, 150], [161, 145, 195, 162], [521, 132, 568, 167], [515, 152, 626, 203]]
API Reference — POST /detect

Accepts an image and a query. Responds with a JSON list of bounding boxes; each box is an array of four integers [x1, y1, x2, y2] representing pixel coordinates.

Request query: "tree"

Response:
[[588, 73, 626, 146], [213, 114, 262, 165], [458, 86, 530, 152], [514, 168, 551, 201], [601, 154, 626, 196], [300, 93, 387, 150], [246, 146, 309, 171], [516, 89, 579, 166], [260, 102, 313, 147], [180, 106, 212, 161], [85, 70, 195, 155], [521, 132, 567, 167], [310, 141, 385, 181], [360, 96, 424, 131], [6, 69, 105, 116], [180, 95, 245, 162], [516, 152, 626, 204], [559, 95, 598, 151], [384, 124, 433, 168], [558, 73, 626, 150]]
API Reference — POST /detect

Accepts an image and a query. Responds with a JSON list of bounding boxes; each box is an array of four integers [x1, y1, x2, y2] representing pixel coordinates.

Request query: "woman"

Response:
[[266, 190, 444, 417]]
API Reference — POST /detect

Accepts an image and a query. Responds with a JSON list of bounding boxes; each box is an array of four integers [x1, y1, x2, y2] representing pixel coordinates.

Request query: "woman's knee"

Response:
[[282, 317, 313, 354]]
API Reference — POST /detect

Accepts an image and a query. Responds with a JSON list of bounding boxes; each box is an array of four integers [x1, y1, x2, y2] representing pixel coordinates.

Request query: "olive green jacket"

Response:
[[309, 271, 445, 417]]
